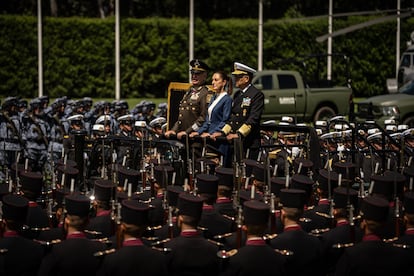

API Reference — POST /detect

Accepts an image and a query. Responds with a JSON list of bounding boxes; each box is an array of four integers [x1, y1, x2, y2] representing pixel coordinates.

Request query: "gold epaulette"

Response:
[[310, 228, 331, 236], [34, 239, 62, 246], [151, 238, 171, 246], [94, 248, 116, 257], [263, 233, 278, 241], [213, 232, 234, 240], [315, 211, 333, 219], [208, 239, 224, 247], [392, 243, 411, 249], [275, 249, 294, 256], [151, 246, 172, 253], [332, 242, 354, 249], [217, 249, 238, 259]]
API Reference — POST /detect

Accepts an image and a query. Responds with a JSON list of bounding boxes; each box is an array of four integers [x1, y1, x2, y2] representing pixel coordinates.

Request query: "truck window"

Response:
[[254, 75, 273, 90], [400, 54, 411, 67], [278, 74, 298, 89]]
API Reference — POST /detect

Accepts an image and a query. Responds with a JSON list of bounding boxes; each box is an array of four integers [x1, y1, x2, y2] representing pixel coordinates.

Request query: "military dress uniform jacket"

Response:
[[224, 85, 264, 154], [320, 221, 363, 275], [97, 239, 168, 276], [165, 230, 220, 276], [335, 235, 413, 276], [220, 239, 286, 276], [86, 210, 113, 238], [171, 85, 209, 134], [38, 232, 106, 276], [270, 226, 323, 276], [0, 231, 44, 276]]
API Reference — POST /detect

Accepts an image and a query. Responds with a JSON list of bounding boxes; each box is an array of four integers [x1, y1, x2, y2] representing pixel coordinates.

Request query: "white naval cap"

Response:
[[92, 124, 105, 132], [117, 114, 133, 122], [67, 114, 84, 122], [232, 62, 256, 75], [134, 120, 147, 128], [149, 117, 166, 128], [96, 115, 111, 125]]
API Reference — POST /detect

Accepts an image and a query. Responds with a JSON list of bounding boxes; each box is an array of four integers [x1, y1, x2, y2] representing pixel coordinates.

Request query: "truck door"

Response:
[[274, 73, 306, 117]]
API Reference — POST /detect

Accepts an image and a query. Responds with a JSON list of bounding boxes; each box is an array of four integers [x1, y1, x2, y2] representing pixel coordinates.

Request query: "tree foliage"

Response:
[[1, 15, 414, 99]]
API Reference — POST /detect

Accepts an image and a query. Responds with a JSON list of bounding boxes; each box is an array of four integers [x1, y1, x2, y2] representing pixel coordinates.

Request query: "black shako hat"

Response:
[[243, 200, 270, 225], [196, 173, 219, 195], [360, 196, 389, 222], [94, 179, 115, 202], [2, 194, 29, 221], [65, 193, 90, 217], [121, 200, 150, 226], [177, 192, 203, 220], [279, 188, 306, 209]]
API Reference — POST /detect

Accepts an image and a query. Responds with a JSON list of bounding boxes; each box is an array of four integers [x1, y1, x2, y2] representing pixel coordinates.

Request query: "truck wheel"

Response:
[[313, 106, 336, 122], [403, 116, 414, 128]]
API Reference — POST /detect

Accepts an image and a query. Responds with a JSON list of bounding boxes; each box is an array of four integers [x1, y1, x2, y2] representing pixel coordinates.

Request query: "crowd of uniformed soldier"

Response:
[[0, 60, 414, 275]]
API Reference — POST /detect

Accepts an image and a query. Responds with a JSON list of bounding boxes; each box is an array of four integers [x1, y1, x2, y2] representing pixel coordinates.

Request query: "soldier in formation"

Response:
[[1, 60, 414, 275]]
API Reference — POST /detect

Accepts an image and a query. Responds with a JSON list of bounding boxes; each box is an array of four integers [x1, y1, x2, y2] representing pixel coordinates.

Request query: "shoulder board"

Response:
[[310, 228, 330, 236], [151, 246, 172, 253], [299, 217, 312, 223], [63, 135, 69, 139], [34, 239, 62, 247], [392, 243, 411, 249], [217, 249, 238, 259], [263, 233, 278, 241], [0, 248, 8, 254], [222, 214, 236, 221], [332, 242, 354, 249], [315, 211, 333, 219], [213, 232, 234, 240], [275, 248, 294, 256], [207, 239, 224, 247], [151, 238, 171, 247], [94, 248, 116, 257]]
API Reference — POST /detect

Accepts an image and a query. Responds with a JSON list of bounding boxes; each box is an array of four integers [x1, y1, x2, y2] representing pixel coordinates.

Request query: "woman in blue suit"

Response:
[[190, 71, 233, 167]]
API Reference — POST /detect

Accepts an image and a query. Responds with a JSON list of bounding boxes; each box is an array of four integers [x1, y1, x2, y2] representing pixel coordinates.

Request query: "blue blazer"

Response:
[[198, 93, 232, 134]]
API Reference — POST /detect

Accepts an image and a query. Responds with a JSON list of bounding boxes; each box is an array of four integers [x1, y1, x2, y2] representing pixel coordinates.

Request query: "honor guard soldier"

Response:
[[0, 97, 23, 169], [197, 173, 235, 240], [213, 62, 264, 161], [402, 128, 414, 168], [320, 187, 362, 275], [97, 200, 168, 276], [87, 179, 116, 238], [335, 196, 413, 276], [115, 114, 135, 166], [149, 116, 167, 140], [395, 191, 414, 248], [22, 98, 50, 172], [165, 192, 220, 275], [214, 167, 237, 218], [270, 188, 323, 276], [220, 200, 286, 276], [0, 194, 45, 276], [62, 114, 85, 162], [19, 171, 50, 239], [38, 193, 106, 275], [165, 59, 210, 140], [48, 97, 68, 165]]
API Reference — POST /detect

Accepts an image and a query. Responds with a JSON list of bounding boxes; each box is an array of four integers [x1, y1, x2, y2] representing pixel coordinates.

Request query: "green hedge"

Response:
[[1, 15, 413, 99]]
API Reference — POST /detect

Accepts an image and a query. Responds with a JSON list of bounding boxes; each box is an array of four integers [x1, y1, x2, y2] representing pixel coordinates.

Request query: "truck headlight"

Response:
[[381, 106, 399, 116]]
